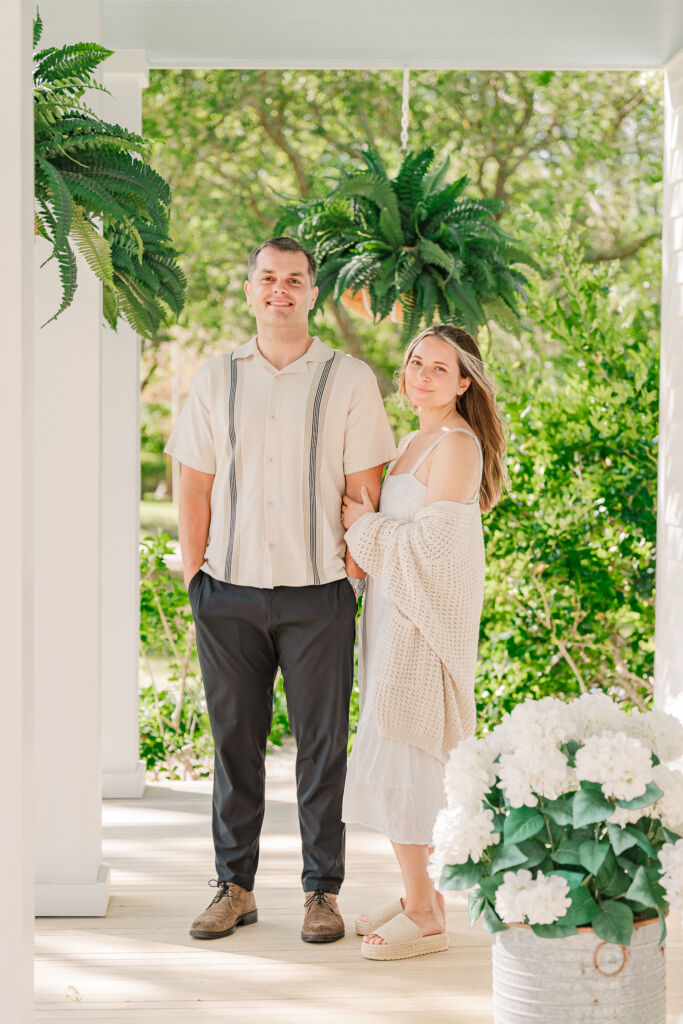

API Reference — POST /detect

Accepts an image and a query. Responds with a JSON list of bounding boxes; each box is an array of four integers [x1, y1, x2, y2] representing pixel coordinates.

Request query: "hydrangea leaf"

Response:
[[606, 822, 639, 855], [503, 807, 546, 845], [439, 859, 485, 891], [551, 838, 585, 866], [517, 839, 548, 868], [625, 826, 657, 859], [559, 887, 600, 927], [578, 839, 610, 875], [572, 786, 614, 827], [596, 850, 632, 898], [614, 781, 663, 810], [479, 874, 506, 902], [657, 906, 667, 945], [541, 795, 574, 826], [591, 900, 634, 946], [489, 842, 527, 874], [482, 901, 508, 933], [548, 869, 586, 890], [468, 887, 486, 927], [531, 921, 579, 938]]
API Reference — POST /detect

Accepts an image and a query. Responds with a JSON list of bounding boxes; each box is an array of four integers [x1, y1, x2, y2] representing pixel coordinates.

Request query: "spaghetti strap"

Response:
[[410, 427, 483, 478]]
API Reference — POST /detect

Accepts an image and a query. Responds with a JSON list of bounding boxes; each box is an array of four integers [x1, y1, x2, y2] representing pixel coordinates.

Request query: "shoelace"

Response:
[[304, 889, 333, 910], [208, 879, 233, 904]]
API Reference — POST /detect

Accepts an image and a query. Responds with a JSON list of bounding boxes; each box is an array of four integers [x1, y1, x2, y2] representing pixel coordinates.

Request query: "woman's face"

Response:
[[404, 335, 470, 411]]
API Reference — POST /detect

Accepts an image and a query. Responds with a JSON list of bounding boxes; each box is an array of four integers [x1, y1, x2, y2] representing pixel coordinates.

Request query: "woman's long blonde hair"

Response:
[[397, 324, 508, 513]]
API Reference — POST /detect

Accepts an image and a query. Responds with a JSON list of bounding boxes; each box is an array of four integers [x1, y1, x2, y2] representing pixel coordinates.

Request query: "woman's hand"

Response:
[[342, 485, 375, 529]]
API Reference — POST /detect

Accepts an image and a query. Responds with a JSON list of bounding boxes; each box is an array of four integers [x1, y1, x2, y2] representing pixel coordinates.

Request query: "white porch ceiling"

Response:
[[103, 0, 683, 70]]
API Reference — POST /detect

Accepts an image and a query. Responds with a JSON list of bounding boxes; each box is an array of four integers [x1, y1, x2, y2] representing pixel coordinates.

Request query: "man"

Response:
[[165, 236, 396, 943]]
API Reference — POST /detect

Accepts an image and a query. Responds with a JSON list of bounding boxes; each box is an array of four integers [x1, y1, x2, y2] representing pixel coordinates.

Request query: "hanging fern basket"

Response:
[[278, 146, 535, 343]]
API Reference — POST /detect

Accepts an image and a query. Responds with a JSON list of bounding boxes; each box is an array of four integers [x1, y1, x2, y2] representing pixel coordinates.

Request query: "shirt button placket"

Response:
[[264, 372, 280, 573]]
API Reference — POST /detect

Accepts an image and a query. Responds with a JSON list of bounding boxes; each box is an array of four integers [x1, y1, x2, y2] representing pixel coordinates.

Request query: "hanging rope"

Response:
[[400, 67, 410, 152]]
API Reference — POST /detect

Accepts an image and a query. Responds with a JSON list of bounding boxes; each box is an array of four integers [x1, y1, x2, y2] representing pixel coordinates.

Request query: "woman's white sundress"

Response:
[[342, 428, 483, 845]]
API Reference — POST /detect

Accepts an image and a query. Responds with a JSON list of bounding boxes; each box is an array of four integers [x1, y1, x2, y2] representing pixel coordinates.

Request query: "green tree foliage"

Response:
[[33, 12, 186, 336], [140, 69, 662, 754], [479, 225, 658, 727], [142, 68, 661, 386]]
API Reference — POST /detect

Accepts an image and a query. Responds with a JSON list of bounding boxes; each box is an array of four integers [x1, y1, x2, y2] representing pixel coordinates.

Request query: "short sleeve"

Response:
[[164, 364, 216, 474], [343, 370, 397, 475]]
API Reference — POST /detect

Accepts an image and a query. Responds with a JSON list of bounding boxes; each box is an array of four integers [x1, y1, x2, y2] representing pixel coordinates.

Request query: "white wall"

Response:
[[1, 0, 34, 1016], [655, 50, 683, 727]]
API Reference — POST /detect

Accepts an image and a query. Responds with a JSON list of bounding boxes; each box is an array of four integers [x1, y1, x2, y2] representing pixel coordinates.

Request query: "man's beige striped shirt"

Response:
[[165, 336, 397, 588]]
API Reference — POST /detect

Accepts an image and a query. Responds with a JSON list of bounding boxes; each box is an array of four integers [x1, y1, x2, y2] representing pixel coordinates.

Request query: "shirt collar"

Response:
[[232, 335, 334, 372]]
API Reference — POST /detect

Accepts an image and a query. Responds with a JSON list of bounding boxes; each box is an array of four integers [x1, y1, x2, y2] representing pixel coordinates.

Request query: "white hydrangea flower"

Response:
[[444, 736, 498, 812], [498, 744, 575, 808], [489, 697, 575, 759], [429, 805, 499, 881], [495, 869, 571, 925], [570, 691, 628, 738], [628, 709, 683, 765], [575, 730, 654, 801], [495, 869, 533, 922], [652, 764, 683, 836], [658, 839, 683, 909]]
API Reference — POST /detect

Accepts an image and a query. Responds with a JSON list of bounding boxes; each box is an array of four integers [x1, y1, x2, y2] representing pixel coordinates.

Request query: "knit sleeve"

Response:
[[344, 501, 471, 577]]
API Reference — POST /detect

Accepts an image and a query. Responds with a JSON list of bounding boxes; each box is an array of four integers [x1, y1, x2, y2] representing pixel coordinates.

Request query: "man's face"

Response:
[[244, 247, 318, 332]]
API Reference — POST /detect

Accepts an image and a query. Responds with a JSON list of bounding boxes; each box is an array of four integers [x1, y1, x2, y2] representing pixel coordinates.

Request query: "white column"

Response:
[[655, 49, 683, 728], [33, 0, 110, 916], [1, 0, 34, 1015], [100, 51, 149, 799]]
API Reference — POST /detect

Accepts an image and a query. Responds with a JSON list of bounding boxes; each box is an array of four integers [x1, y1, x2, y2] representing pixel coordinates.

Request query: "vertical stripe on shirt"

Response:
[[224, 352, 239, 582], [305, 352, 342, 585]]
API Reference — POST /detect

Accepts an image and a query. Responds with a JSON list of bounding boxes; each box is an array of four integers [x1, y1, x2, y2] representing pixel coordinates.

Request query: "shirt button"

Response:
[[268, 457, 275, 464], [267, 499, 274, 506], [270, 415, 277, 421]]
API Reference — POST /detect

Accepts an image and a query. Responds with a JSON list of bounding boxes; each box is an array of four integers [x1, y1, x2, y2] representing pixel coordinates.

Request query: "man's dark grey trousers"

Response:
[[189, 571, 357, 894]]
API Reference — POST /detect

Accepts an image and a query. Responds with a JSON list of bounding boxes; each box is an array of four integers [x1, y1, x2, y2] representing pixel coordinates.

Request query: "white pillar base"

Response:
[[103, 760, 147, 799], [35, 864, 111, 918]]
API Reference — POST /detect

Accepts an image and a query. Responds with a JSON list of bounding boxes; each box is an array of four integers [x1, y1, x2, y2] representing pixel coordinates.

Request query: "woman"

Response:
[[341, 324, 506, 961]]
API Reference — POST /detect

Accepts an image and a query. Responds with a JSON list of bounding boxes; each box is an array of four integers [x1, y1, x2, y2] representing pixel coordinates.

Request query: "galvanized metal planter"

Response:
[[492, 919, 665, 1023]]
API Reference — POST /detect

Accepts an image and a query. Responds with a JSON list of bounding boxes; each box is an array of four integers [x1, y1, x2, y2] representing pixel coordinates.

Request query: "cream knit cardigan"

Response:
[[345, 498, 484, 764]]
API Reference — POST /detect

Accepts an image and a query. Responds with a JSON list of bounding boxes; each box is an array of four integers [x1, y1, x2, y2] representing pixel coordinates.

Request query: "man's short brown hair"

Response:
[[247, 237, 317, 283]]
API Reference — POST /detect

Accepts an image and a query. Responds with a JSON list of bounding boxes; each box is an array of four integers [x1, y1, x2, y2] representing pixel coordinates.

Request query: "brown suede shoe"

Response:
[[301, 889, 345, 943], [190, 880, 258, 939]]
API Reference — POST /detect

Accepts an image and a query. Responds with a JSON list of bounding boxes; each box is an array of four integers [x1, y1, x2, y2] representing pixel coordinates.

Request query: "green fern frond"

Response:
[[70, 201, 115, 289], [34, 42, 113, 91], [33, 11, 43, 48], [36, 156, 72, 250], [335, 173, 402, 234], [418, 237, 456, 277], [41, 240, 77, 327], [379, 206, 404, 247], [396, 251, 421, 292], [394, 148, 434, 208]]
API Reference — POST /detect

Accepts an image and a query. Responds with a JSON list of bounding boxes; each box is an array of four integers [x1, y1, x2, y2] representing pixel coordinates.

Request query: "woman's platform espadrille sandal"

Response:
[[355, 897, 404, 936], [360, 912, 449, 961]]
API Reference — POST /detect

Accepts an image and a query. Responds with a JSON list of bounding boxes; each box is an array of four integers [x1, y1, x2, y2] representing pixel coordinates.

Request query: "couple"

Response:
[[165, 235, 506, 962]]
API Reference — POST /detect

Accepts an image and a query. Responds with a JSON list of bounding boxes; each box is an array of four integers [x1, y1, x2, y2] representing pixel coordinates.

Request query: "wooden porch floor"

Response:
[[35, 743, 683, 1023]]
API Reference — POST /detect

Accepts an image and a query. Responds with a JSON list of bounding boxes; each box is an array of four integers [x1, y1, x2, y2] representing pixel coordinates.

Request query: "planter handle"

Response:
[[593, 941, 628, 978]]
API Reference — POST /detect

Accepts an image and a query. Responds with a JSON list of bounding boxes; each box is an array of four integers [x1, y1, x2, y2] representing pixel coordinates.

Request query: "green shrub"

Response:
[[477, 229, 658, 730], [139, 533, 298, 775]]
